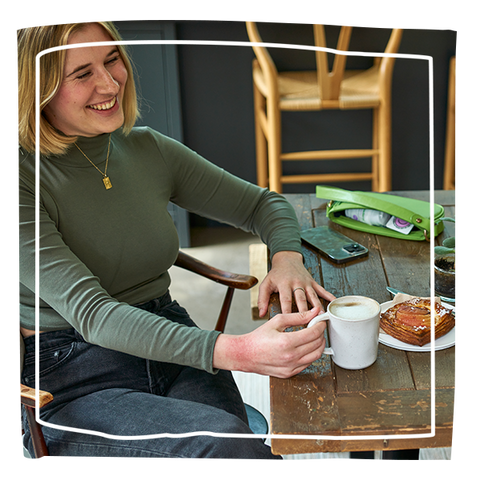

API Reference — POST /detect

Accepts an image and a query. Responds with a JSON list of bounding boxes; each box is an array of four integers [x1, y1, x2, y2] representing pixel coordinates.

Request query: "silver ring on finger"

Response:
[[293, 287, 306, 295]]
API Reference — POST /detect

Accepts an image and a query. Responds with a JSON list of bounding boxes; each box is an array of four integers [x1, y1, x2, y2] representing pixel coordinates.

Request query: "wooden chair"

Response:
[[443, 56, 455, 190], [246, 22, 403, 193], [21, 250, 262, 458]]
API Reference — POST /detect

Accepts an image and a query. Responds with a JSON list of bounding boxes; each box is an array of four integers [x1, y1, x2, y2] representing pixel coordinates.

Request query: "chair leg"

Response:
[[267, 101, 283, 193], [214, 287, 235, 333], [253, 82, 269, 189], [377, 101, 392, 192], [371, 107, 379, 192], [443, 114, 455, 190], [24, 406, 49, 458], [443, 56, 455, 190]]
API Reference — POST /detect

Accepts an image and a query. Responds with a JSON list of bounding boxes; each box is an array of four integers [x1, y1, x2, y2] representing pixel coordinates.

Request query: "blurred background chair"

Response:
[[246, 22, 403, 193], [21, 250, 266, 458], [443, 56, 455, 190]]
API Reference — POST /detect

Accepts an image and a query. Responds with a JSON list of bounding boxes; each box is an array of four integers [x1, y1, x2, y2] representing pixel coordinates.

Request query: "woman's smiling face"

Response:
[[43, 23, 128, 138]]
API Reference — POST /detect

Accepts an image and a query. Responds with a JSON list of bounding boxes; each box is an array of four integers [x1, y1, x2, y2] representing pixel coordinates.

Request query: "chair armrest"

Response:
[[21, 384, 53, 409], [174, 251, 258, 290], [21, 384, 53, 458]]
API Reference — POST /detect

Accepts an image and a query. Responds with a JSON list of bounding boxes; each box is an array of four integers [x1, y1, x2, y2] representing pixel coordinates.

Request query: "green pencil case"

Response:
[[316, 185, 445, 241]]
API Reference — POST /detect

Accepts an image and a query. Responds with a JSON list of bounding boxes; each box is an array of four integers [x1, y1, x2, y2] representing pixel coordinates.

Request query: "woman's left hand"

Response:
[[257, 250, 336, 317]]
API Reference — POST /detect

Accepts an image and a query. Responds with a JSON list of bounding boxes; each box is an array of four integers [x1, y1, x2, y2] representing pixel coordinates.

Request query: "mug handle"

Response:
[[307, 313, 334, 356]]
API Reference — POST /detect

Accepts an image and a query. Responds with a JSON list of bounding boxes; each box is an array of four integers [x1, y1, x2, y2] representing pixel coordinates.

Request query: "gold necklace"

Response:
[[74, 134, 112, 189]]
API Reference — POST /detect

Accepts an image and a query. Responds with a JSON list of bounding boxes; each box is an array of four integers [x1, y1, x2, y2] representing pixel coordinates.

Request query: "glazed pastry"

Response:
[[380, 297, 455, 346]]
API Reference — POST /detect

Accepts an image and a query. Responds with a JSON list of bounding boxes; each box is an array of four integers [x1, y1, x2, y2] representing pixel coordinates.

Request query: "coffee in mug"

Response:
[[329, 299, 379, 321], [308, 296, 381, 370]]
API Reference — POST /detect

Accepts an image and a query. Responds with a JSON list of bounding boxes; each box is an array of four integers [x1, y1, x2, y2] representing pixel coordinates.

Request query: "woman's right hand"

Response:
[[212, 307, 327, 378]]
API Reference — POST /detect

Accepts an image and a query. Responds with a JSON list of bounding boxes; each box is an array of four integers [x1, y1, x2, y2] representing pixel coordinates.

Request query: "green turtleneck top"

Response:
[[19, 127, 303, 373]]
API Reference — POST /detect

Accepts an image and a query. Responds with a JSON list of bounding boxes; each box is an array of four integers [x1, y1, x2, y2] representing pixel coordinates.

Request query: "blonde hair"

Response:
[[18, 22, 139, 156]]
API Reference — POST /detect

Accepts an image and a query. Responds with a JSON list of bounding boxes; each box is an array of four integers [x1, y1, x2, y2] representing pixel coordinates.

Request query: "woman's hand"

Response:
[[213, 307, 327, 378], [213, 250, 335, 378], [257, 250, 336, 317]]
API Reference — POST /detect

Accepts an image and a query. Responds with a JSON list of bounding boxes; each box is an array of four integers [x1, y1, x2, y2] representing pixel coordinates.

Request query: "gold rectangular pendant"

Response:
[[103, 176, 112, 190]]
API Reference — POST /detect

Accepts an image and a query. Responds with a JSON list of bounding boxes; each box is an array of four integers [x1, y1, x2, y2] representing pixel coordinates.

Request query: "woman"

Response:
[[18, 21, 335, 458]]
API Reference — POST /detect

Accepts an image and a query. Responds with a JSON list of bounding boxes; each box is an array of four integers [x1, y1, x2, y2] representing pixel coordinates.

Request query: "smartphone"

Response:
[[300, 226, 368, 264]]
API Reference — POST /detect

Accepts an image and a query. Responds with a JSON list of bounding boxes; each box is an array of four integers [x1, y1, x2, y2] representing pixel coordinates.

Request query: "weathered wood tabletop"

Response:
[[268, 190, 455, 455]]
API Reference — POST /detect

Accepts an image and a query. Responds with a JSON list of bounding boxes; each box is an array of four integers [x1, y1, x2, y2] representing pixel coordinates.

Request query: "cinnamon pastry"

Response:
[[380, 297, 455, 346]]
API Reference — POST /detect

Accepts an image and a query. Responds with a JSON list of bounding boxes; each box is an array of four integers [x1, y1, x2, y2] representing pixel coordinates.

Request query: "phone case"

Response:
[[300, 226, 368, 264]]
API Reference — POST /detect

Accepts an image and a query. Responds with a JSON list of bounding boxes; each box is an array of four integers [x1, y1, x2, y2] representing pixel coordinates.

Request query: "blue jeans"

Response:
[[22, 292, 280, 458]]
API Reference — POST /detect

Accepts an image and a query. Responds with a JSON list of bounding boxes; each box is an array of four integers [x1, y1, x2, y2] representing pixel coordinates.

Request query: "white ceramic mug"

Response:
[[308, 295, 381, 370]]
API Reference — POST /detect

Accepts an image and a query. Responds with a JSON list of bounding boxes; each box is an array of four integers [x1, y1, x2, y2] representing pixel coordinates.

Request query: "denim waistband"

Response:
[[22, 327, 82, 355], [133, 290, 173, 312]]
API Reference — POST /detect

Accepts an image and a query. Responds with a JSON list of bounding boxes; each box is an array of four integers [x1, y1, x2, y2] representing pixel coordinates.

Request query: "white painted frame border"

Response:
[[35, 40, 435, 440]]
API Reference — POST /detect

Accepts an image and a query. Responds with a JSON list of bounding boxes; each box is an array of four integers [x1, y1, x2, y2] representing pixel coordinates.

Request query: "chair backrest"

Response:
[[313, 25, 352, 101], [245, 21, 279, 97], [374, 28, 403, 100], [246, 22, 403, 102]]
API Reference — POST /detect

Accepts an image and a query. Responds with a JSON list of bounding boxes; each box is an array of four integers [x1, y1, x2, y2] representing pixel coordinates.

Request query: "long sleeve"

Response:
[[149, 129, 302, 258], [19, 127, 302, 372], [19, 166, 221, 372]]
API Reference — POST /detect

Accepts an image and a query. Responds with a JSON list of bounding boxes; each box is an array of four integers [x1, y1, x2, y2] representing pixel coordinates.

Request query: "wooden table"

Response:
[[268, 190, 455, 455]]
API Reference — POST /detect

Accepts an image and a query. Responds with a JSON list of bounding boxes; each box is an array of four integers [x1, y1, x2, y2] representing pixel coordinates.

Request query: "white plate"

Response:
[[379, 300, 455, 352]]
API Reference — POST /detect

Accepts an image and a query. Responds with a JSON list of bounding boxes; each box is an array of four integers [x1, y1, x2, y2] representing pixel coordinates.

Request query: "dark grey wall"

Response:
[[115, 20, 456, 229], [174, 21, 456, 194]]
